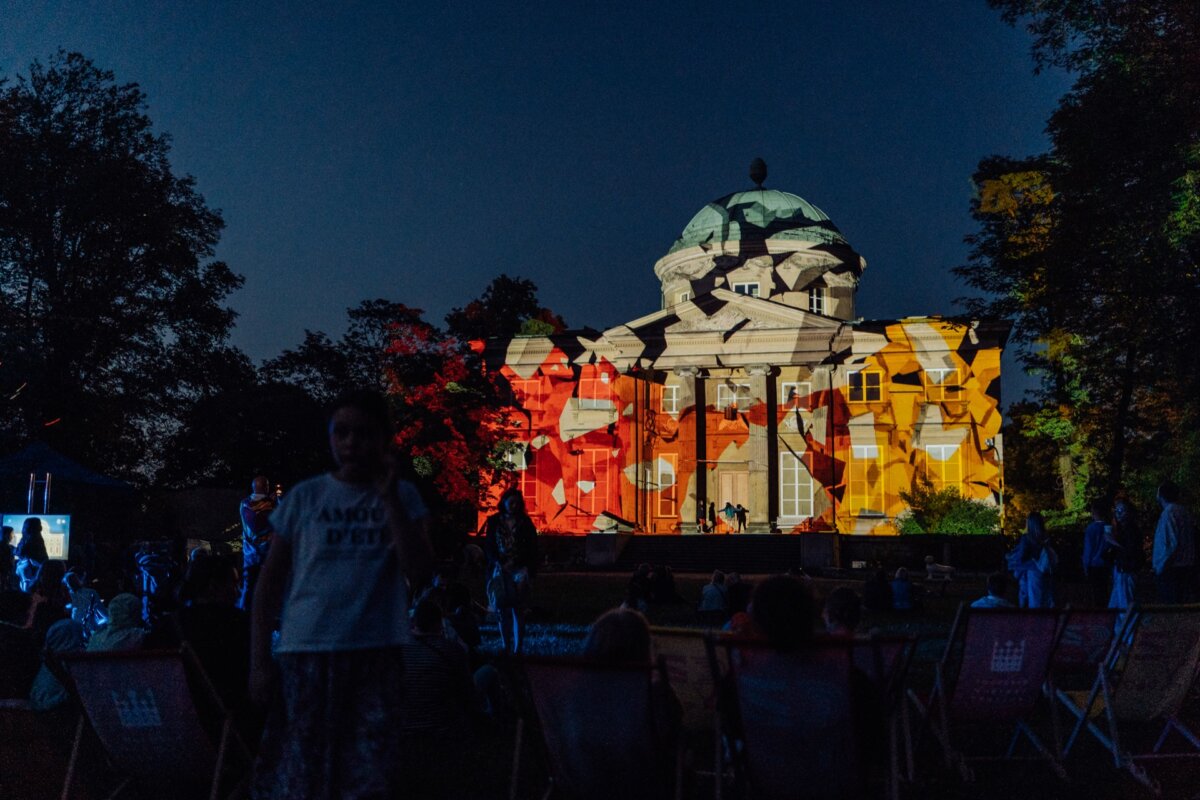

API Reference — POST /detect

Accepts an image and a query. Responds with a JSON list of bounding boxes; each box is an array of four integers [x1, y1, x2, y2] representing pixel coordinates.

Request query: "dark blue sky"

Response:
[[3, 2, 1069, 402]]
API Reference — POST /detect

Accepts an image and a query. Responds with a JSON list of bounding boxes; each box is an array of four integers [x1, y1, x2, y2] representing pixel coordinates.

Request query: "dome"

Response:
[[667, 188, 847, 255]]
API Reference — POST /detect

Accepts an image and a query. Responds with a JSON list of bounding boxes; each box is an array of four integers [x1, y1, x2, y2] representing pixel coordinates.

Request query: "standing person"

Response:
[[1007, 512, 1057, 608], [1152, 481, 1196, 604], [239, 475, 277, 612], [722, 501, 736, 532], [707, 502, 717, 534], [249, 389, 433, 799], [1082, 500, 1111, 607], [1108, 498, 1144, 609], [735, 504, 749, 533], [482, 488, 538, 654], [14, 517, 49, 593]]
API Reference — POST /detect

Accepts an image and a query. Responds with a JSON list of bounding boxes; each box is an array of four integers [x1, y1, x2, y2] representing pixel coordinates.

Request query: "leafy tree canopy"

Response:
[[961, 3, 1200, 510], [0, 51, 243, 481]]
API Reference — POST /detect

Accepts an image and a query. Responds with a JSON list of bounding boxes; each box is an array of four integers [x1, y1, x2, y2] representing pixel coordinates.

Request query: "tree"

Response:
[[445, 274, 566, 341], [959, 3, 1200, 508], [262, 299, 423, 404], [0, 52, 243, 480]]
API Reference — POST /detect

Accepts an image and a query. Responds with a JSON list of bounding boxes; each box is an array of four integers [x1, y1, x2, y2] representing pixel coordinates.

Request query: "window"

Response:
[[925, 368, 960, 402], [660, 385, 679, 414], [925, 444, 962, 492], [511, 378, 544, 410], [780, 452, 814, 519], [807, 286, 826, 315], [716, 383, 752, 410], [518, 449, 538, 506], [579, 371, 611, 410], [575, 449, 611, 515], [780, 381, 812, 408], [676, 291, 691, 304], [732, 282, 760, 297], [848, 370, 882, 403], [848, 444, 884, 515], [657, 454, 677, 517]]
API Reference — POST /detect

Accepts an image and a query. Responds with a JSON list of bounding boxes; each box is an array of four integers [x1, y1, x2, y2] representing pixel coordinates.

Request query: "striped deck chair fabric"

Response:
[[910, 606, 1064, 781], [1058, 604, 1200, 794], [60, 647, 248, 800], [708, 637, 862, 800], [522, 656, 680, 800]]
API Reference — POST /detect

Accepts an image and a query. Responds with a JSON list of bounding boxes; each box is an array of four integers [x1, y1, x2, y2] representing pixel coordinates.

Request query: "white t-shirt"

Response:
[[271, 473, 428, 653]]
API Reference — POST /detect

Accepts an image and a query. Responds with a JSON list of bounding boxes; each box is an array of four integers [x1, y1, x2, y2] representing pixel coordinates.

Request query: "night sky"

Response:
[[3, 2, 1070, 404]]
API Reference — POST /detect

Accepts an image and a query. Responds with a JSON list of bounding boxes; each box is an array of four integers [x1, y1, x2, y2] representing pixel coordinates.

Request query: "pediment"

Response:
[[609, 289, 841, 338]]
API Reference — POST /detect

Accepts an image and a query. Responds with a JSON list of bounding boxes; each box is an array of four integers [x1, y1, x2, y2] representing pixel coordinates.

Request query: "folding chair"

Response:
[[907, 605, 1065, 781], [1045, 607, 1119, 756], [519, 655, 682, 800], [1057, 604, 1200, 794], [852, 635, 918, 798], [706, 636, 865, 800], [652, 627, 730, 799], [59, 647, 251, 800]]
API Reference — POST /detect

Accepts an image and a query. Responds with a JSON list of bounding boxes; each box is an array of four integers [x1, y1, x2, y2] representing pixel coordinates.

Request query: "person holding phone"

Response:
[[249, 389, 433, 798]]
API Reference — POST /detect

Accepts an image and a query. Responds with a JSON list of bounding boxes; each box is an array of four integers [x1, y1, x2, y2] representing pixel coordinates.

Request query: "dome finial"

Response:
[[749, 157, 767, 188]]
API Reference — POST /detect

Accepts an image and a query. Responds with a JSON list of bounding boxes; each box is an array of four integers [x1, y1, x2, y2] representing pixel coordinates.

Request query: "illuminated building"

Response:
[[479, 163, 1007, 534]]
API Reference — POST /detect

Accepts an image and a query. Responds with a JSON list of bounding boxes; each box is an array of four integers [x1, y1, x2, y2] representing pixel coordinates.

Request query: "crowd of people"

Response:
[[1005, 481, 1195, 609], [3, 385, 1199, 796]]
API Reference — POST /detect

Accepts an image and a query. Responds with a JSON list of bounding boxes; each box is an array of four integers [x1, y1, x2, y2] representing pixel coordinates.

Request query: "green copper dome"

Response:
[[668, 189, 847, 254]]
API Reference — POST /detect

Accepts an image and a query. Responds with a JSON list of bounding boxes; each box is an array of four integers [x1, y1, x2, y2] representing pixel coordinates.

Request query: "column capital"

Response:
[[746, 364, 774, 377], [674, 366, 701, 378]]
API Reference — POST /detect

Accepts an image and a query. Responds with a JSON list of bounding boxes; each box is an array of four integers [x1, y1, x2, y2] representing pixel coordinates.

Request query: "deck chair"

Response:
[[59, 647, 251, 800], [1057, 604, 1200, 794], [852, 635, 918, 797], [707, 636, 864, 800], [1045, 607, 1119, 756], [907, 605, 1065, 781], [652, 627, 730, 798], [520, 655, 682, 800]]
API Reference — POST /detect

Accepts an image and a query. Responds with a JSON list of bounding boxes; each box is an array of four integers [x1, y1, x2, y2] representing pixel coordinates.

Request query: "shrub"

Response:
[[898, 477, 1000, 535]]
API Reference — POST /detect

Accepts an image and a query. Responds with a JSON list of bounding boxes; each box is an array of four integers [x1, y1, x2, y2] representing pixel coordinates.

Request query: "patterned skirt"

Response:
[[252, 647, 406, 800]]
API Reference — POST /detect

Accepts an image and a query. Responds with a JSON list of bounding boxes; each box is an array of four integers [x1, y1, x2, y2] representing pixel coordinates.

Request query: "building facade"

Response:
[[479, 175, 1008, 535]]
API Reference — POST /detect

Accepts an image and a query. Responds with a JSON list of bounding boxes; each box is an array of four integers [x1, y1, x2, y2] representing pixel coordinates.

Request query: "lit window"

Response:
[[716, 383, 752, 410], [925, 444, 962, 492], [579, 370, 611, 410], [780, 381, 812, 408], [848, 444, 884, 515], [575, 449, 611, 515], [661, 385, 679, 414], [676, 291, 691, 304], [511, 379, 544, 411], [780, 452, 814, 519], [808, 286, 826, 315], [732, 282, 760, 297], [925, 368, 960, 402], [657, 454, 677, 517], [848, 370, 882, 403], [518, 449, 538, 506]]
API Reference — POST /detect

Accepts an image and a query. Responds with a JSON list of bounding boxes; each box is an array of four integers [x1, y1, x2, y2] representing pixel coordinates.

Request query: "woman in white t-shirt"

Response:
[[250, 389, 433, 799]]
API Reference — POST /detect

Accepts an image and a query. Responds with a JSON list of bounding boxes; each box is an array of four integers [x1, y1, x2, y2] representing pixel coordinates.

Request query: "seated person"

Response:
[[970, 572, 1015, 609], [174, 553, 249, 710], [862, 570, 893, 612], [398, 600, 476, 797], [444, 582, 481, 653], [87, 593, 145, 652], [823, 587, 862, 638], [582, 608, 682, 750], [63, 569, 106, 635], [890, 568, 918, 611], [698, 571, 728, 614], [28, 619, 86, 711], [722, 579, 756, 636]]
